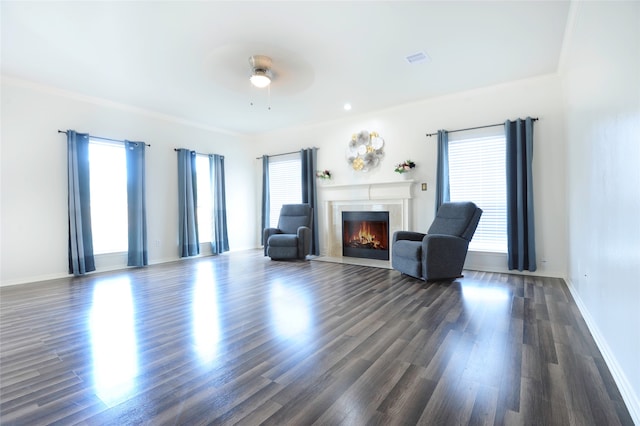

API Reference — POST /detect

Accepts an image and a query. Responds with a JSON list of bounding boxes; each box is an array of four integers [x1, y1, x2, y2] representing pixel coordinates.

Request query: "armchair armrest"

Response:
[[263, 227, 282, 255], [393, 231, 426, 244], [297, 226, 312, 257]]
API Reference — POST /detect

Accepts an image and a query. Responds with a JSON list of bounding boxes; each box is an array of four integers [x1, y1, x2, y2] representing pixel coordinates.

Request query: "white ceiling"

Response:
[[1, 1, 571, 135]]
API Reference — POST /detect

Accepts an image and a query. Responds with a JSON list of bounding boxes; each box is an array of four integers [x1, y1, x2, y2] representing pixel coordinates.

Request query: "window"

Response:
[[268, 154, 301, 228], [195, 155, 212, 243], [448, 130, 507, 253], [88, 140, 128, 254]]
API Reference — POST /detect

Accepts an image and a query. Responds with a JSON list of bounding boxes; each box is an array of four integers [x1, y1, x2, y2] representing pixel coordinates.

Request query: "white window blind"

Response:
[[448, 131, 507, 253], [268, 154, 302, 228]]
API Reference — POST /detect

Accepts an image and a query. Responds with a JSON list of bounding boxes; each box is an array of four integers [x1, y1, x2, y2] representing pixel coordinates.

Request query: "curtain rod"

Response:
[[58, 130, 151, 147], [255, 147, 319, 160], [173, 148, 223, 158], [425, 117, 538, 137]]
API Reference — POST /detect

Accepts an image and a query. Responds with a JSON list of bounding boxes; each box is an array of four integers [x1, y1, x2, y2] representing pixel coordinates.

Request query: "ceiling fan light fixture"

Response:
[[250, 68, 272, 88], [249, 55, 273, 88]]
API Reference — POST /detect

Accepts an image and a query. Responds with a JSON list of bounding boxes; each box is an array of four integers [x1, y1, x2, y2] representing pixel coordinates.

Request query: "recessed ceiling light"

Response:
[[344, 103, 352, 111]]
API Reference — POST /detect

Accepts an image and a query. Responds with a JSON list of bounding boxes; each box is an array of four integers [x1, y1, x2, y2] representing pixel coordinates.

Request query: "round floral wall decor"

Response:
[[346, 130, 385, 172]]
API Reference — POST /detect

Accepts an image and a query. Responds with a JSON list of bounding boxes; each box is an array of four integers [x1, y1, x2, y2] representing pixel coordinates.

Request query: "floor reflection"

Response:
[[461, 284, 510, 304], [269, 281, 312, 342], [458, 281, 512, 387], [89, 277, 138, 407], [192, 263, 221, 366]]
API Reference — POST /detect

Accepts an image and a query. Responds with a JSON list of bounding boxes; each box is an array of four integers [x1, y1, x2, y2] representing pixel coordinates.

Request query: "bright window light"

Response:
[[195, 155, 212, 243], [89, 141, 128, 254]]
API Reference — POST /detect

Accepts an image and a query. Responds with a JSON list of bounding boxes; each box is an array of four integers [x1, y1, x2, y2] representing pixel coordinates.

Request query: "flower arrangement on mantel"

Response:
[[394, 160, 416, 174], [316, 170, 331, 179]]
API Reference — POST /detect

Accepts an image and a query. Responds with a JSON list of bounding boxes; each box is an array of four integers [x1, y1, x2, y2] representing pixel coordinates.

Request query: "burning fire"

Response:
[[345, 222, 386, 249]]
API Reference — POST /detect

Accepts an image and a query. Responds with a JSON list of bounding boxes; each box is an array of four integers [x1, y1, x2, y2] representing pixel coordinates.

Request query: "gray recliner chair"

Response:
[[264, 204, 313, 260], [392, 201, 482, 281]]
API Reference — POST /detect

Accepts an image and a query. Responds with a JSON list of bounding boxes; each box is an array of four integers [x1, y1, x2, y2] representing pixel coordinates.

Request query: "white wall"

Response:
[[1, 77, 257, 286], [255, 74, 567, 278], [561, 1, 640, 422]]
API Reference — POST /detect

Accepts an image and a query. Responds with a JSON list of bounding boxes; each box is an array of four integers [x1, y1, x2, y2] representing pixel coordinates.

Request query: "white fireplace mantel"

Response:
[[318, 181, 414, 262], [319, 181, 413, 202]]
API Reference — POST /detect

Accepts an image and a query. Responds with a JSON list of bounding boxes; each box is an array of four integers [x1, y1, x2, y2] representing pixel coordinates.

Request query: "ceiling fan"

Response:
[[205, 45, 313, 96], [249, 55, 274, 88]]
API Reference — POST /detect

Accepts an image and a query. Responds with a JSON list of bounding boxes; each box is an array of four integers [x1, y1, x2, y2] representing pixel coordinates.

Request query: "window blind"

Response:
[[268, 154, 302, 228], [448, 134, 507, 253]]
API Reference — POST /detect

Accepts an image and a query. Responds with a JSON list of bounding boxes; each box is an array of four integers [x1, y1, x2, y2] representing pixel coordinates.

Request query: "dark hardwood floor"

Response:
[[0, 250, 633, 425]]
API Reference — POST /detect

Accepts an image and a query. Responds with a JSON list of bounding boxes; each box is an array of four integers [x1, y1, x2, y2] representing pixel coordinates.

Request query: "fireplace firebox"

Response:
[[342, 211, 390, 260]]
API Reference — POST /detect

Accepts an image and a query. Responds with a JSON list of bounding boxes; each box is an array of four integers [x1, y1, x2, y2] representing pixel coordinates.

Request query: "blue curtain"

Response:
[[435, 130, 450, 213], [125, 141, 148, 267], [209, 154, 229, 254], [301, 148, 319, 255], [505, 117, 536, 271], [67, 130, 96, 275], [177, 149, 199, 257], [261, 155, 270, 245]]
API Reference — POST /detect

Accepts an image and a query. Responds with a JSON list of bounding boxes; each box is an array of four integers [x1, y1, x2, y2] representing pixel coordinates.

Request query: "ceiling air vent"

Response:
[[405, 51, 431, 64]]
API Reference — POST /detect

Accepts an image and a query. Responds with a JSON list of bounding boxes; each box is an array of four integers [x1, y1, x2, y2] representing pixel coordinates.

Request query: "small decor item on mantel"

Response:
[[346, 130, 385, 172], [316, 169, 331, 179], [394, 160, 416, 174]]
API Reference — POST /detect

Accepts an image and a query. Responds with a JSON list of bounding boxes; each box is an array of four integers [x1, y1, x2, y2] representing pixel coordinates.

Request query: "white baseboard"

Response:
[[565, 278, 640, 425], [0, 272, 70, 287], [0, 251, 238, 287], [464, 250, 564, 279]]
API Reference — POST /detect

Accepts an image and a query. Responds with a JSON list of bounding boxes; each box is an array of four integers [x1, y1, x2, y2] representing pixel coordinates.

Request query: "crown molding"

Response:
[[1, 75, 242, 137]]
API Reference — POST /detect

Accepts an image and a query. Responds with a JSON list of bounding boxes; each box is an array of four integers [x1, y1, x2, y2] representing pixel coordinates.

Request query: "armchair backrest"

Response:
[[428, 202, 482, 241], [277, 204, 313, 234]]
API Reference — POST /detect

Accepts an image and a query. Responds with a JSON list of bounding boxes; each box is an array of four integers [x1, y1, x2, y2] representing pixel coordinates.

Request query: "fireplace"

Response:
[[342, 211, 390, 260]]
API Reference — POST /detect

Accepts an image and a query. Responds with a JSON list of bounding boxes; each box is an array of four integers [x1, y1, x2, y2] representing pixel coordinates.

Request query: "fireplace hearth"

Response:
[[342, 211, 389, 260]]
